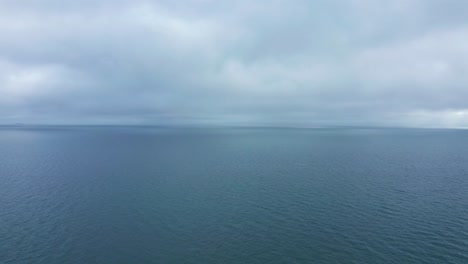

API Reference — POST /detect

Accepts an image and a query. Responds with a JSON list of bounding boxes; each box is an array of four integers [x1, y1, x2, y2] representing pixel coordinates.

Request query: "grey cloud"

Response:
[[1, 0, 468, 127]]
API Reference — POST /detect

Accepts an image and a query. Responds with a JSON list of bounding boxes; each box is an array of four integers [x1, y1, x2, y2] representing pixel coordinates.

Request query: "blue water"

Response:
[[1, 126, 467, 263]]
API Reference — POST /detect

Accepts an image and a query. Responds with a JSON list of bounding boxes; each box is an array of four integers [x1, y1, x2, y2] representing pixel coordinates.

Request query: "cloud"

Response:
[[1, 0, 468, 127]]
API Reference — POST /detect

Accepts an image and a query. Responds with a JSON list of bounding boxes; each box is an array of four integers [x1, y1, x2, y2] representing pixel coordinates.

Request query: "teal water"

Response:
[[1, 126, 467, 263]]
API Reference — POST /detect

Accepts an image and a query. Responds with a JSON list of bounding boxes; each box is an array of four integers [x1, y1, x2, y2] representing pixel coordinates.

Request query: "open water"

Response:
[[1, 126, 467, 263]]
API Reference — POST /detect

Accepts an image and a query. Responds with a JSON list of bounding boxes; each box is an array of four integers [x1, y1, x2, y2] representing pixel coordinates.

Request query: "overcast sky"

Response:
[[1, 0, 468, 127]]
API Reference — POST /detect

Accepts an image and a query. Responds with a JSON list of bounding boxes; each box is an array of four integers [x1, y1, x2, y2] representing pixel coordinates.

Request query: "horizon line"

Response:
[[1, 124, 468, 130]]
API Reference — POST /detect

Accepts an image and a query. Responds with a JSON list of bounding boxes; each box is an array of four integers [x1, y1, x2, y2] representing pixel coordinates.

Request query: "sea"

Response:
[[1, 126, 467, 263]]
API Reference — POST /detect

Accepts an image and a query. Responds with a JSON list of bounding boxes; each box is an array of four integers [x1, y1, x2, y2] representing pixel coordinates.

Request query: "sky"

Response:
[[1, 0, 468, 127]]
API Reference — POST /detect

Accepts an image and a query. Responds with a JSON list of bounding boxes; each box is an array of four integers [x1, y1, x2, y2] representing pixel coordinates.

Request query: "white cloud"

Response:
[[0, 60, 68, 101]]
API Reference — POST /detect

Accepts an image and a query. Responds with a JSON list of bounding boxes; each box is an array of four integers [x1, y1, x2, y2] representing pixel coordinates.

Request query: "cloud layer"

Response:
[[1, 0, 468, 127]]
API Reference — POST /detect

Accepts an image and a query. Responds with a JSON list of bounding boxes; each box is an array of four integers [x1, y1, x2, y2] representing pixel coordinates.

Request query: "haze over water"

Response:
[[1, 126, 467, 263]]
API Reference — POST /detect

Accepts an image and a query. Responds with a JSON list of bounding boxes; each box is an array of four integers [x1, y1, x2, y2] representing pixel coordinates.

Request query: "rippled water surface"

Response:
[[1, 126, 468, 263]]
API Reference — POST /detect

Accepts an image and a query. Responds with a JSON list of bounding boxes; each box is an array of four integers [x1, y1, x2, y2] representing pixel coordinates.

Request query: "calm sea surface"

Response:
[[1, 126, 467, 263]]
